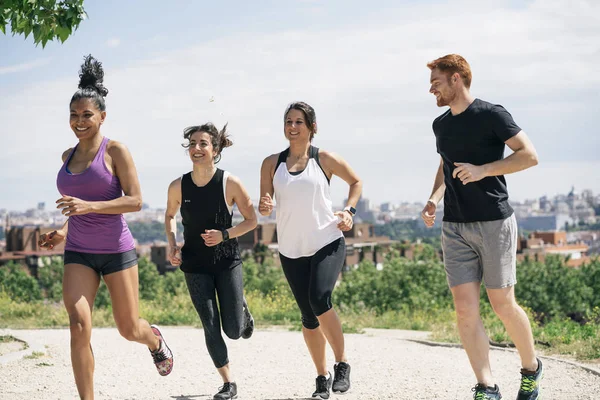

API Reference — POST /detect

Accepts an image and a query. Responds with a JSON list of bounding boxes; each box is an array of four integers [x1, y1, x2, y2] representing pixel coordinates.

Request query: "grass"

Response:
[[36, 362, 53, 367], [0, 335, 18, 343], [24, 351, 45, 359], [0, 332, 29, 354], [1, 291, 599, 362]]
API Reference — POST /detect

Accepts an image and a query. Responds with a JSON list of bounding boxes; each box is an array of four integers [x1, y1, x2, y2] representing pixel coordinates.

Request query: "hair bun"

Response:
[[78, 54, 109, 97]]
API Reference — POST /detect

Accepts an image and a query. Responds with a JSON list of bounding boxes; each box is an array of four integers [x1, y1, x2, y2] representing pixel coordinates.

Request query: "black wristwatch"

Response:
[[221, 229, 230, 241], [343, 206, 356, 216]]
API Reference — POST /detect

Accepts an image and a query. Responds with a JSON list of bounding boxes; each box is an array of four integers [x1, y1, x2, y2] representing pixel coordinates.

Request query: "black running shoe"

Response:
[[241, 300, 254, 339], [312, 373, 332, 399], [517, 358, 543, 400], [332, 361, 351, 393], [472, 383, 502, 399], [213, 382, 237, 400]]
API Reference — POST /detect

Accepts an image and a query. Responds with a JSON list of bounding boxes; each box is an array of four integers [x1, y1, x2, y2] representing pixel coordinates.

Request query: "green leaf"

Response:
[[32, 23, 40, 41], [2, 0, 85, 45], [55, 24, 68, 42], [16, 15, 28, 29], [22, 23, 31, 38]]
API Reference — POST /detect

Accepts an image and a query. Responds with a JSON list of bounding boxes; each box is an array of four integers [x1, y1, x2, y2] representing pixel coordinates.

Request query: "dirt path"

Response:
[[0, 327, 598, 399]]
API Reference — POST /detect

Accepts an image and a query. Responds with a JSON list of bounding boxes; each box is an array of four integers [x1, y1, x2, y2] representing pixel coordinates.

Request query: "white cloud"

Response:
[[0, 58, 51, 75], [0, 0, 599, 211]]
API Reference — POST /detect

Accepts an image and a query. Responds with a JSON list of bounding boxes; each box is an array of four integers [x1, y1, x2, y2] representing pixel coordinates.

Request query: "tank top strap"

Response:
[[309, 145, 330, 184], [214, 167, 224, 183], [63, 145, 78, 168], [276, 148, 290, 172], [92, 137, 110, 165]]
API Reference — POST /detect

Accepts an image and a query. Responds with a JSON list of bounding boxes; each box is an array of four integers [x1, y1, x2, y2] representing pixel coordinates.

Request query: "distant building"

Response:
[[517, 230, 590, 267], [0, 226, 64, 275], [150, 243, 179, 274], [516, 213, 573, 232]]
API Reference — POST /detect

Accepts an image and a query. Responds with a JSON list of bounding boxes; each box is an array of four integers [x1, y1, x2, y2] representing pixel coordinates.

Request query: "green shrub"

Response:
[[137, 257, 162, 300], [37, 259, 63, 302], [0, 262, 42, 302], [243, 259, 289, 295], [515, 255, 595, 320], [334, 257, 451, 314]]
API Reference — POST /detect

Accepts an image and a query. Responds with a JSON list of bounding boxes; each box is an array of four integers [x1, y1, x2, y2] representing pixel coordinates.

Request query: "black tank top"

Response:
[[180, 169, 242, 273]]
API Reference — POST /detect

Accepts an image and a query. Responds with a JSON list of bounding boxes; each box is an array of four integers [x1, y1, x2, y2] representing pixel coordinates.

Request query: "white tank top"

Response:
[[273, 146, 343, 258]]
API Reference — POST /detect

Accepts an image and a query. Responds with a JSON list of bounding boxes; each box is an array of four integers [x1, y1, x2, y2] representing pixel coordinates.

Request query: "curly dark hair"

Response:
[[70, 54, 109, 111]]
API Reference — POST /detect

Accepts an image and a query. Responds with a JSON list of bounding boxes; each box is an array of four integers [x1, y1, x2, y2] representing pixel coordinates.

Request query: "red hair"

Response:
[[427, 54, 472, 89]]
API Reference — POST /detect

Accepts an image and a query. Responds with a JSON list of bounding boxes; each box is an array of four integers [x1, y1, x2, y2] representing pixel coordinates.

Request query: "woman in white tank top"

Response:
[[259, 102, 362, 399]]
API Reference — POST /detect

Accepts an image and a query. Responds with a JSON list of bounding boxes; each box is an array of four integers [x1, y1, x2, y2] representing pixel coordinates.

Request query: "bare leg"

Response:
[[316, 308, 347, 363], [103, 265, 159, 350], [303, 326, 328, 376], [217, 363, 233, 383], [451, 281, 494, 387], [487, 286, 538, 371], [63, 264, 101, 400]]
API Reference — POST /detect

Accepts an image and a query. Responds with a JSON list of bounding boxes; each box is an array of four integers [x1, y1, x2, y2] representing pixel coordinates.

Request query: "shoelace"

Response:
[[472, 385, 495, 400], [315, 376, 329, 393], [150, 341, 167, 363], [217, 383, 233, 394], [335, 364, 349, 381], [519, 374, 537, 393]]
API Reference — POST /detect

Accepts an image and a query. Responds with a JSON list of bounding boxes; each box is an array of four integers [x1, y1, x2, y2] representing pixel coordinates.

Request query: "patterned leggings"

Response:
[[184, 264, 245, 368]]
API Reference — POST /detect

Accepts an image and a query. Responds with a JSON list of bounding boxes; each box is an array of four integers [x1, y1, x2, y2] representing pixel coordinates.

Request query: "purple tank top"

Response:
[[56, 136, 135, 254]]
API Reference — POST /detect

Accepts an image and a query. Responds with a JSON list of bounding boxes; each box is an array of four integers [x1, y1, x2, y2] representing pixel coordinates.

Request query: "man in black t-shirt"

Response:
[[420, 54, 543, 400]]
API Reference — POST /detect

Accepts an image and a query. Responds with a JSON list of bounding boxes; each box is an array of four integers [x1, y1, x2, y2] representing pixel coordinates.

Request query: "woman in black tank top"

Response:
[[164, 122, 258, 400]]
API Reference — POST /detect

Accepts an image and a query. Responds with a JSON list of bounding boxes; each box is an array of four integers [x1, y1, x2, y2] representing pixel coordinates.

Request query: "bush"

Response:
[[243, 258, 289, 295], [0, 262, 42, 302], [334, 256, 452, 314], [37, 259, 64, 302], [580, 258, 600, 310], [138, 257, 162, 301], [515, 255, 595, 321]]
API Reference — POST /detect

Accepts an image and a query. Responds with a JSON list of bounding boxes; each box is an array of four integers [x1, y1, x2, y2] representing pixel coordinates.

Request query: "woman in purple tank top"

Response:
[[38, 55, 173, 399]]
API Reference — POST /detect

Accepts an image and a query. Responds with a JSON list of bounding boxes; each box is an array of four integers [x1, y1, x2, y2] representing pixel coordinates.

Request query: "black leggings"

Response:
[[184, 265, 245, 368], [279, 237, 346, 330]]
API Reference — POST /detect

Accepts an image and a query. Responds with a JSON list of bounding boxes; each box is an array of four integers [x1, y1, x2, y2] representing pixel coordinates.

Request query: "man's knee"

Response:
[[454, 299, 480, 320], [490, 298, 521, 320]]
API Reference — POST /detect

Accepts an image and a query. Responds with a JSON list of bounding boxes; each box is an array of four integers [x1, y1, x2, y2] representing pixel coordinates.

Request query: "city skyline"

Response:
[[1, 0, 599, 211]]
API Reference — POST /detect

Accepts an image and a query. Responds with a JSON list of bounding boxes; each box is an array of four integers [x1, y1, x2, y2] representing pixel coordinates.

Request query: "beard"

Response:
[[436, 89, 457, 107]]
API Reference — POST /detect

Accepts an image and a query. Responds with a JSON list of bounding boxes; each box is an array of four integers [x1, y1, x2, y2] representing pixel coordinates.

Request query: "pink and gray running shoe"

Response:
[[149, 325, 173, 376]]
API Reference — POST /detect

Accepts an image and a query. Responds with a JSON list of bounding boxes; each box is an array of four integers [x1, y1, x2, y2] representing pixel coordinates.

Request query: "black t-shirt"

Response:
[[433, 98, 521, 223], [180, 169, 242, 273]]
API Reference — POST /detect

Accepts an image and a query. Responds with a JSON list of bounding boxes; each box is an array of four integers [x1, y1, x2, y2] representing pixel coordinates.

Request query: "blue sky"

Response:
[[1, 0, 599, 211]]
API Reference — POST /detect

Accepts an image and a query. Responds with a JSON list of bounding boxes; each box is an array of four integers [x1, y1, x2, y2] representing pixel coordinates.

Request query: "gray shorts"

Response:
[[441, 214, 517, 289]]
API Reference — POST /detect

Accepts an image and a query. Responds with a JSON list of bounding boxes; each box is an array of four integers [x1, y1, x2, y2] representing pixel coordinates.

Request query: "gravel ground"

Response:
[[0, 327, 598, 400]]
